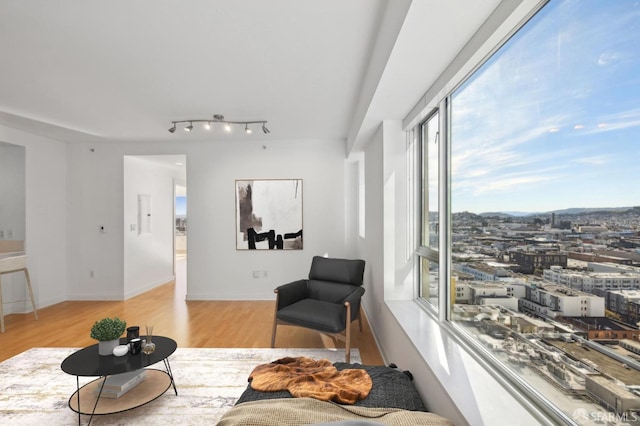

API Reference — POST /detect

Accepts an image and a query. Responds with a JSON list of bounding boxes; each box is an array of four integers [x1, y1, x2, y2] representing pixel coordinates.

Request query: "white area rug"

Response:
[[0, 347, 360, 425]]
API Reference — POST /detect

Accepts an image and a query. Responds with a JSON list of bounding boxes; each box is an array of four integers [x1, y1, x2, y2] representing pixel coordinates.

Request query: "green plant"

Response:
[[90, 317, 127, 341]]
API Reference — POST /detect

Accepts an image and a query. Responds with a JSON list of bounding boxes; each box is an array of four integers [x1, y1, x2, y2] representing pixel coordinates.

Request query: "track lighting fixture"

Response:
[[169, 114, 269, 135]]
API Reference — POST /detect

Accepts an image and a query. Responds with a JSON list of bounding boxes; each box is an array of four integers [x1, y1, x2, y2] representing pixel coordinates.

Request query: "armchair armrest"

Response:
[[342, 287, 365, 322], [274, 279, 309, 310]]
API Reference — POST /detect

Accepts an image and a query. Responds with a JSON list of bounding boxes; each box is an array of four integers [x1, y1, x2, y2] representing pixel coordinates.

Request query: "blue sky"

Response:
[[176, 196, 187, 216], [451, 0, 640, 214]]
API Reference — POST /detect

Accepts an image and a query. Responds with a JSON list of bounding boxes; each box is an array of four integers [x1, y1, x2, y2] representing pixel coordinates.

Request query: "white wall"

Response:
[[66, 143, 126, 299], [0, 125, 67, 313], [0, 130, 350, 306], [123, 156, 182, 299], [186, 138, 349, 300], [0, 142, 25, 241], [63, 138, 350, 301]]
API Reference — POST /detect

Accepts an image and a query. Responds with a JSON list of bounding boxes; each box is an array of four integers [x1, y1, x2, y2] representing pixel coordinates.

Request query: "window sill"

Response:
[[385, 299, 564, 425]]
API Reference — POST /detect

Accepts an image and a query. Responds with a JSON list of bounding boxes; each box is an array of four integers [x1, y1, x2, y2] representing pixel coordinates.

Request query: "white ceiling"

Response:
[[0, 0, 502, 146]]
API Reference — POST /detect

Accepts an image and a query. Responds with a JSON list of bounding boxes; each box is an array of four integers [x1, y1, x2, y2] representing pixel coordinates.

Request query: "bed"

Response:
[[217, 358, 455, 426]]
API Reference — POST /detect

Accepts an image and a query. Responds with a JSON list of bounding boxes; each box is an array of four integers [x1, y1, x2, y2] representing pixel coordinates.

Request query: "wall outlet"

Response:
[[6, 229, 13, 239], [90, 270, 94, 278], [263, 270, 268, 278], [0, 230, 4, 239], [252, 270, 261, 278]]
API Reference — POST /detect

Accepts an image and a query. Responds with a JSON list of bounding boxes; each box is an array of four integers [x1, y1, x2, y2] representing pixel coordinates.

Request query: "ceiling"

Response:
[[0, 0, 502, 147]]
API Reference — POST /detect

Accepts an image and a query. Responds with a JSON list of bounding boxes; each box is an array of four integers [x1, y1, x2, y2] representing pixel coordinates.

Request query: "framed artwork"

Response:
[[235, 179, 303, 250]]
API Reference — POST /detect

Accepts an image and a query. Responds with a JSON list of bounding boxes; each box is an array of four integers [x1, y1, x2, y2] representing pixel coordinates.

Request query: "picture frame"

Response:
[[235, 179, 303, 250]]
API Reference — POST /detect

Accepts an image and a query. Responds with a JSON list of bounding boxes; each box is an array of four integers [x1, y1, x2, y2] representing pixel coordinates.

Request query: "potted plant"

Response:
[[90, 317, 127, 356]]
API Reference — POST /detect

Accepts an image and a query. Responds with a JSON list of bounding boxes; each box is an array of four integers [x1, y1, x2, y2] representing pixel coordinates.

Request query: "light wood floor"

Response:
[[0, 280, 383, 365]]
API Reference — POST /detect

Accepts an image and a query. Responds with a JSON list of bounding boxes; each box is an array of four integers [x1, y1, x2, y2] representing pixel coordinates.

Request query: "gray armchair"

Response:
[[271, 256, 366, 363]]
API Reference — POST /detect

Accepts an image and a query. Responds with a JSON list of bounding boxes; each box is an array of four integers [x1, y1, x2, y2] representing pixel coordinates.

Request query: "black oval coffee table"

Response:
[[61, 336, 177, 425]]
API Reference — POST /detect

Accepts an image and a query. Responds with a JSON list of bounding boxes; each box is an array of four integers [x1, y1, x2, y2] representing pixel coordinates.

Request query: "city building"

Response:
[[561, 317, 637, 341], [585, 375, 640, 415], [520, 284, 605, 318], [509, 251, 567, 274], [568, 251, 633, 265], [606, 290, 640, 324], [455, 261, 514, 281], [543, 266, 640, 295]]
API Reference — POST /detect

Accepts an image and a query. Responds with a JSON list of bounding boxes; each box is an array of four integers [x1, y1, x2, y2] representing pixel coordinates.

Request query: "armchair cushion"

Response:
[[277, 299, 348, 333], [309, 256, 365, 286], [308, 281, 360, 303]]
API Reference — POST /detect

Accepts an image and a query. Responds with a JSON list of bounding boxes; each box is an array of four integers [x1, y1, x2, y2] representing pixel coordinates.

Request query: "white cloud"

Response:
[[572, 155, 613, 166], [598, 51, 621, 66]]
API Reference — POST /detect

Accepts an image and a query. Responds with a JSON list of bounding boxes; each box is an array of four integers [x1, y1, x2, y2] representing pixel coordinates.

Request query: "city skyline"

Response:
[[451, 0, 640, 214], [455, 204, 639, 217]]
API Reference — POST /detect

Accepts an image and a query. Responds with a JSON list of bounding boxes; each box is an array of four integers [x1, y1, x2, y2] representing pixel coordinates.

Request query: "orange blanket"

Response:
[[249, 357, 372, 405]]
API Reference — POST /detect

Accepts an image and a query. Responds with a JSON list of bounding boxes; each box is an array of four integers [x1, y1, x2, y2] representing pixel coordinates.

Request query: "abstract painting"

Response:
[[236, 179, 303, 250]]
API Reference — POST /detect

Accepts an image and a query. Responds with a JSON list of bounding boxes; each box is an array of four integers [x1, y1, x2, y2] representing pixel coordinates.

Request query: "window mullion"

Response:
[[438, 97, 451, 321]]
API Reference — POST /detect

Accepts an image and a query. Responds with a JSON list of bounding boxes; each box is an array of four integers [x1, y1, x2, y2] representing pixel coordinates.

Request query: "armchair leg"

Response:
[[271, 322, 277, 348], [357, 305, 363, 332], [345, 302, 351, 364], [271, 290, 279, 348]]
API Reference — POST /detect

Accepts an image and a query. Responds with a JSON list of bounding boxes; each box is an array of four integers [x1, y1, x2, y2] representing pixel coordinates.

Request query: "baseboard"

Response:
[[186, 292, 274, 301]]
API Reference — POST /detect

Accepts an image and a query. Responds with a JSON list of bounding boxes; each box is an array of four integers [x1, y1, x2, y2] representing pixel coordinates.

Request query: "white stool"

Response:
[[0, 254, 38, 333]]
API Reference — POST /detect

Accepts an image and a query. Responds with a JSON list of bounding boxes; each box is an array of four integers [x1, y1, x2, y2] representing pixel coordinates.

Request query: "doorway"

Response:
[[174, 179, 187, 298], [123, 155, 187, 299]]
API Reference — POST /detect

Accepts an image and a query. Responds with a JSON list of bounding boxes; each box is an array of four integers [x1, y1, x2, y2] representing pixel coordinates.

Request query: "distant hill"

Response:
[[477, 206, 638, 217], [549, 206, 636, 215], [479, 211, 537, 217]]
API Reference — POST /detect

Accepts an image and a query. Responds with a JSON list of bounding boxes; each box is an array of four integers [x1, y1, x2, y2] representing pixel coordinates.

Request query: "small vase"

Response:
[[142, 325, 155, 354], [98, 339, 120, 356]]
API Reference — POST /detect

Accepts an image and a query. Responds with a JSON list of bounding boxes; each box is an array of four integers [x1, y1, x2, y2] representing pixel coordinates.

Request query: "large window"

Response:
[[418, 1, 640, 423]]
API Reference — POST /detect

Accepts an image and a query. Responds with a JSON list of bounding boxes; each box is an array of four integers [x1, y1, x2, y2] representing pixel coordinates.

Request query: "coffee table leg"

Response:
[[163, 358, 178, 396], [86, 377, 107, 425], [75, 376, 81, 426]]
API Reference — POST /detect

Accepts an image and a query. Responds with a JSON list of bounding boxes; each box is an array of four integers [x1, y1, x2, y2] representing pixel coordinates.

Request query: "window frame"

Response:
[[416, 108, 442, 313], [410, 0, 606, 423]]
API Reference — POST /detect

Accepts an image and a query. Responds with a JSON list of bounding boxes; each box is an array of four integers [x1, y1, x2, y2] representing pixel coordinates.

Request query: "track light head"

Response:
[[168, 124, 176, 133], [245, 124, 253, 134], [262, 123, 270, 134], [203, 121, 211, 130], [224, 123, 232, 133], [185, 122, 193, 132]]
